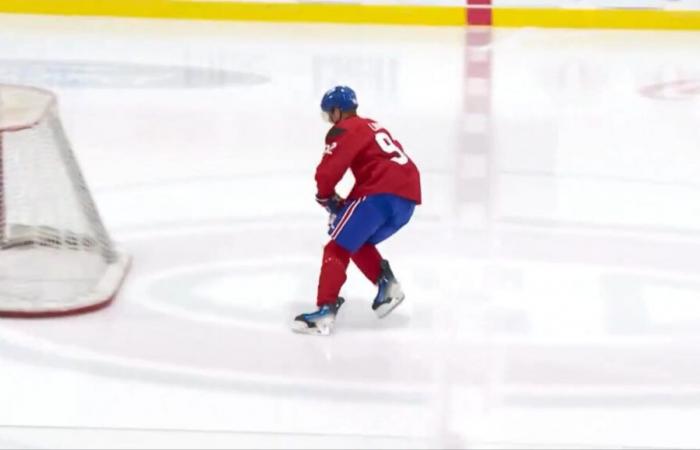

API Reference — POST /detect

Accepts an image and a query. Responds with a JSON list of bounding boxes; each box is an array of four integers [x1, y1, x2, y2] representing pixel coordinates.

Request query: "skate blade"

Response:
[[374, 294, 405, 319], [291, 320, 333, 336]]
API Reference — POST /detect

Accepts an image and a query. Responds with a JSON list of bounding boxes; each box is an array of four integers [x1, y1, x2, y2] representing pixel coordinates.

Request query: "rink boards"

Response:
[[1, 0, 700, 29]]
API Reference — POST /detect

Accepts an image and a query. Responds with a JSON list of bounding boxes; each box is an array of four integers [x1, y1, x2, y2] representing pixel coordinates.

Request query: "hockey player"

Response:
[[293, 86, 422, 335]]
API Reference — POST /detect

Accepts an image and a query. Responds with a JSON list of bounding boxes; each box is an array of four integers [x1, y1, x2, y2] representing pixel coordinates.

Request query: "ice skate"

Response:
[[292, 297, 345, 336], [372, 260, 405, 318]]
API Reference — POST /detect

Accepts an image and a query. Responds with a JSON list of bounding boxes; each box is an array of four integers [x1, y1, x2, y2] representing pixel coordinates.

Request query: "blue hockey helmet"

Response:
[[320, 86, 358, 113]]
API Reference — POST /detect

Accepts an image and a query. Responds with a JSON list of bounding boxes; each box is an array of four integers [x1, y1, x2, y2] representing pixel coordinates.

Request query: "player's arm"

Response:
[[314, 126, 364, 212]]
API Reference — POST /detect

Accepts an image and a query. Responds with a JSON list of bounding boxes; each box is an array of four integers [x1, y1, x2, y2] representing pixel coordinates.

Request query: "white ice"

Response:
[[0, 13, 700, 449]]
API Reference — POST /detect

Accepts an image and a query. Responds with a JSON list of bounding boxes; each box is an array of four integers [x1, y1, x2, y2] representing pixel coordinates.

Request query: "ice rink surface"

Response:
[[1, 13, 700, 449]]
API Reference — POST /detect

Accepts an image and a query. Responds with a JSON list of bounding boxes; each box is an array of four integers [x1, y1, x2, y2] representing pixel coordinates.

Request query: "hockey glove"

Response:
[[315, 193, 345, 215]]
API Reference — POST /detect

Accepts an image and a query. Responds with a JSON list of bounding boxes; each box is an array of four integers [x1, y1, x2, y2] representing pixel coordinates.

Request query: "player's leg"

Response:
[[351, 244, 383, 284], [348, 194, 411, 284], [321, 196, 387, 301], [349, 241, 404, 319], [316, 240, 351, 307], [365, 195, 416, 318], [293, 197, 385, 335], [292, 240, 349, 336]]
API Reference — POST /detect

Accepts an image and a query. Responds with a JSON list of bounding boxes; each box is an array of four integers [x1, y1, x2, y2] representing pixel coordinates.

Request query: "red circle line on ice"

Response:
[[639, 79, 700, 100]]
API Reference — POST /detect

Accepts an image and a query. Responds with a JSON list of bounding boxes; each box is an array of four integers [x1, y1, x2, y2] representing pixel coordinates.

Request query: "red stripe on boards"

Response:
[[466, 0, 492, 26]]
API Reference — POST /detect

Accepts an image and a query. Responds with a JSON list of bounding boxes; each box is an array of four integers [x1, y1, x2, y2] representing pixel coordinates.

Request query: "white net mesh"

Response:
[[0, 85, 129, 317]]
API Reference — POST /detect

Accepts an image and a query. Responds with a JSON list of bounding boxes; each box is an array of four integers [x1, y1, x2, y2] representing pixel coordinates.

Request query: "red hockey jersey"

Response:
[[315, 116, 422, 204]]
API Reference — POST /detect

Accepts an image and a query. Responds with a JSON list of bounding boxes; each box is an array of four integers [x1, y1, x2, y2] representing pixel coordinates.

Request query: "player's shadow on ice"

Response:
[[288, 299, 411, 331]]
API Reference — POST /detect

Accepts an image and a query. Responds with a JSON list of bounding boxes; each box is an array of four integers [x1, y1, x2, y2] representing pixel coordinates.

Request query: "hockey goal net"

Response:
[[0, 85, 130, 317]]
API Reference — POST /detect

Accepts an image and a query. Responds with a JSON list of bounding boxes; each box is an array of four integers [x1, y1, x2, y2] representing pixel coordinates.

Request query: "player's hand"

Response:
[[315, 193, 345, 214]]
